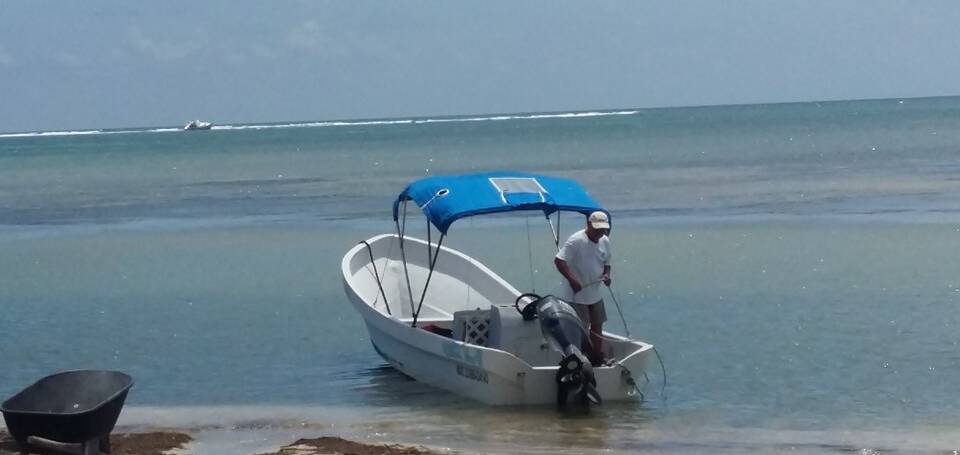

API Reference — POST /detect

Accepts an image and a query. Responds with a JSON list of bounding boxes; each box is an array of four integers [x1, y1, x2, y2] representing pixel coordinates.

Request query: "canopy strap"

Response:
[[411, 233, 445, 328], [360, 240, 391, 315]]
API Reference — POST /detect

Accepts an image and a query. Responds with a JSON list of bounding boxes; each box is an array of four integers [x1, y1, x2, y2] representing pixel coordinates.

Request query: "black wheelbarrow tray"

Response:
[[1, 370, 133, 455]]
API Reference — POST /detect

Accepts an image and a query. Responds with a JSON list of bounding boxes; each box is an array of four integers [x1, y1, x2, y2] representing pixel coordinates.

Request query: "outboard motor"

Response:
[[515, 293, 602, 407]]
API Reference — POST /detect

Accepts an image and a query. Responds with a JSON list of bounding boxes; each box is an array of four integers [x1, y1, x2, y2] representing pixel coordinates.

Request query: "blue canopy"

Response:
[[393, 171, 606, 234]]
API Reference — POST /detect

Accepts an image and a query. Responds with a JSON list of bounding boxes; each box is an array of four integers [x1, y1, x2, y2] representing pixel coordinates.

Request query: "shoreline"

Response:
[[0, 430, 450, 455]]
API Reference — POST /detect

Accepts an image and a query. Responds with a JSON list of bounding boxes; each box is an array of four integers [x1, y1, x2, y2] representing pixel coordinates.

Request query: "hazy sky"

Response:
[[1, 1, 958, 132]]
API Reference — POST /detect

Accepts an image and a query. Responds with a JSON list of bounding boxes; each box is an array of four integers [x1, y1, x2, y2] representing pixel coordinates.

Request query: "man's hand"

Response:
[[601, 273, 611, 287]]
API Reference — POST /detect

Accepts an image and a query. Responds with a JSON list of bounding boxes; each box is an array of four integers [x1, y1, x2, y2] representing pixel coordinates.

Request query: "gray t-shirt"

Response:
[[555, 229, 611, 304]]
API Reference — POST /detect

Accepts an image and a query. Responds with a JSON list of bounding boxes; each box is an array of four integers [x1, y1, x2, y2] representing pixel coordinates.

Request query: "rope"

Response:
[[606, 285, 631, 338], [599, 283, 668, 398], [606, 344, 667, 401], [616, 360, 645, 402], [653, 346, 667, 397]]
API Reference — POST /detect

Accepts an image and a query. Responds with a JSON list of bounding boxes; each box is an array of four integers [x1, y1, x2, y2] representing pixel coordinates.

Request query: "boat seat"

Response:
[[452, 309, 494, 347], [451, 306, 561, 366], [488, 305, 558, 366]]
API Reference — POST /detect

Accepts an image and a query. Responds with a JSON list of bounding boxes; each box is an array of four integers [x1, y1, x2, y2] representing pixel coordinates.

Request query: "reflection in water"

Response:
[[113, 363, 959, 455], [348, 365, 463, 408], [338, 366, 960, 454], [349, 363, 662, 454]]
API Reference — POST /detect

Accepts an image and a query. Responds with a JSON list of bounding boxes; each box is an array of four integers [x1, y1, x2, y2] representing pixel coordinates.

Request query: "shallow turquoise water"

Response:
[[2, 98, 960, 453]]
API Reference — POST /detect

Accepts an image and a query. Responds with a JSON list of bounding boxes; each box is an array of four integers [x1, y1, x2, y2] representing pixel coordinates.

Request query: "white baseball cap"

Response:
[[588, 211, 610, 229]]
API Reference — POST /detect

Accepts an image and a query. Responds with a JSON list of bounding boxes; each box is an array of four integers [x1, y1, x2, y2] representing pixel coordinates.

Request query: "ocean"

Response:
[[2, 97, 960, 454]]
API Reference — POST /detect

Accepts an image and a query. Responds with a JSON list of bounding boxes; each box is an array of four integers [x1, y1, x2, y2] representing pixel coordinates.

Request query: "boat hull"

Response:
[[342, 234, 652, 406]]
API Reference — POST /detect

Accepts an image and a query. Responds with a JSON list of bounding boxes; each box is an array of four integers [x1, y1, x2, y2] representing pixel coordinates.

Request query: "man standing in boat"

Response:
[[554, 211, 612, 366]]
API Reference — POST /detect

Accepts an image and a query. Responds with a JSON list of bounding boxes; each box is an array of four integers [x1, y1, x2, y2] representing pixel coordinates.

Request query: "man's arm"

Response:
[[554, 257, 582, 293]]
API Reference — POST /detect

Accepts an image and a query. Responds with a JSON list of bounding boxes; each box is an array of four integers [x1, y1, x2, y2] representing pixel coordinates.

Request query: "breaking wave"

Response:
[[219, 109, 639, 130], [0, 129, 106, 138], [0, 110, 640, 139]]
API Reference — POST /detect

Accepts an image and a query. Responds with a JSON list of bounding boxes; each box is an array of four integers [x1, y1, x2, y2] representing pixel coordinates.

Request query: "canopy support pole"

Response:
[[427, 217, 433, 268], [397, 200, 417, 317], [360, 240, 391, 315], [525, 215, 536, 292], [412, 233, 445, 328], [546, 212, 561, 251]]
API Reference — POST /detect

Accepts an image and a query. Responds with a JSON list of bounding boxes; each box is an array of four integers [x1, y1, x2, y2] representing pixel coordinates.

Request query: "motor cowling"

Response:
[[516, 294, 601, 407]]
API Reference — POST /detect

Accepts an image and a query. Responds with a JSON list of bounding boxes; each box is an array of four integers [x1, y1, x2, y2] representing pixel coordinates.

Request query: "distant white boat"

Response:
[[183, 120, 213, 131]]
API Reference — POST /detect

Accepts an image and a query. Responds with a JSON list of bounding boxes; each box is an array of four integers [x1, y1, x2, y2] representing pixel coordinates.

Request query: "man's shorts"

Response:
[[574, 299, 607, 328]]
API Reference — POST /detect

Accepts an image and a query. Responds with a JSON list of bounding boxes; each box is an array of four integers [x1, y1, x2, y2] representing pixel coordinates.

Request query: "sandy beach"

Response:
[[0, 430, 446, 455]]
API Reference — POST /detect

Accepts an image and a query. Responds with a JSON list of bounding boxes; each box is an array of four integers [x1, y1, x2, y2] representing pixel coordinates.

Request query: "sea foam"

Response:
[[0, 110, 640, 139]]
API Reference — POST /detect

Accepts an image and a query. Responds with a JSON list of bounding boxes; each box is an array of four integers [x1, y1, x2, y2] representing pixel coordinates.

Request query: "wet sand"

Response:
[[0, 431, 444, 455]]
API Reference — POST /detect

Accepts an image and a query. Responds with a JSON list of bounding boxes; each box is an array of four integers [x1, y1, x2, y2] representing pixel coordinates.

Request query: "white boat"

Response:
[[183, 120, 212, 131], [341, 172, 654, 406]]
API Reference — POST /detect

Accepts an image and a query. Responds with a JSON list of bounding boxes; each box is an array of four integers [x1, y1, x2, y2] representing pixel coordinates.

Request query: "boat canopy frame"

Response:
[[393, 171, 605, 235], [385, 172, 608, 327]]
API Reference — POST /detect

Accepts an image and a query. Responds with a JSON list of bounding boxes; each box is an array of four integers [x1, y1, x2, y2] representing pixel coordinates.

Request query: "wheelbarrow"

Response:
[[1, 370, 133, 455]]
